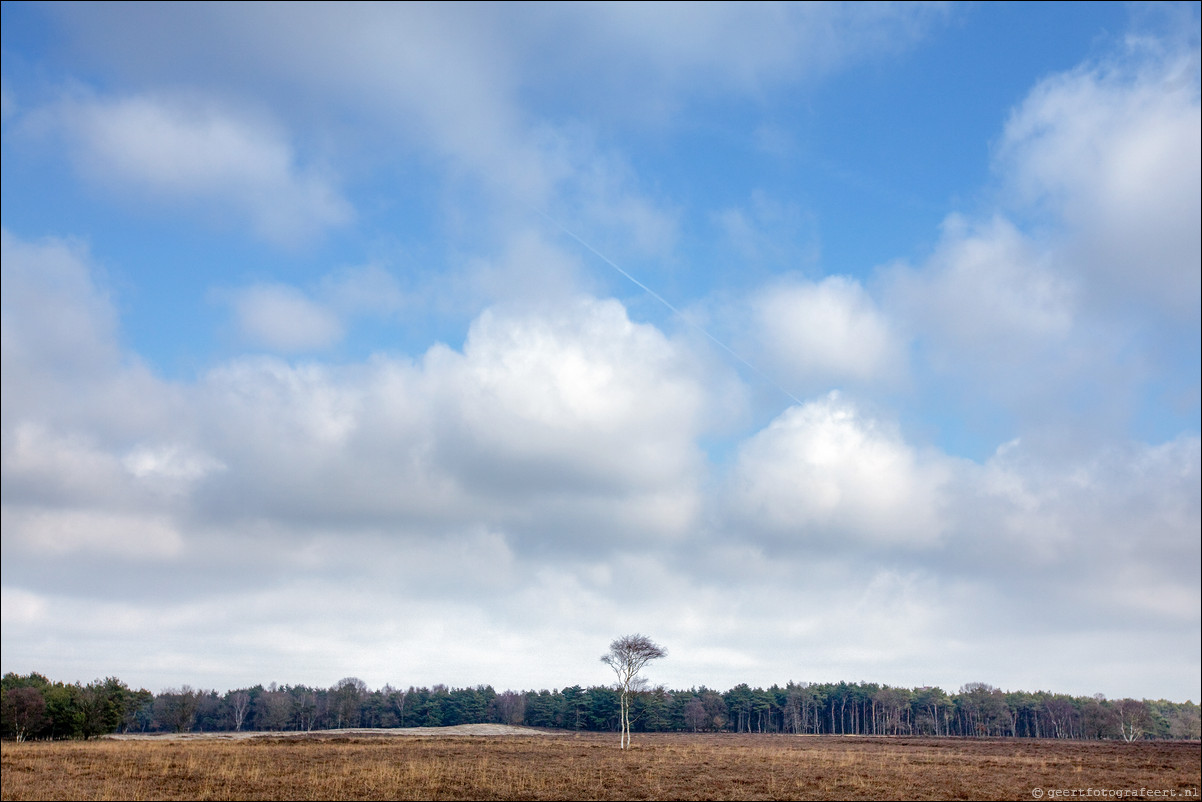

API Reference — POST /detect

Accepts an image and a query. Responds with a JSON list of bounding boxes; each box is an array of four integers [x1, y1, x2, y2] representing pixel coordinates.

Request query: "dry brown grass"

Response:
[[3, 732, 1199, 801]]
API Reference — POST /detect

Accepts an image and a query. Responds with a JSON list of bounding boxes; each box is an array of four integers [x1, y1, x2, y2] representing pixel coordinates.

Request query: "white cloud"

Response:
[[878, 38, 1199, 437], [729, 392, 953, 548], [886, 215, 1074, 364], [36, 3, 949, 251], [963, 435, 1201, 587], [0, 228, 122, 376], [222, 264, 407, 353], [462, 229, 593, 312], [752, 275, 904, 389], [3, 424, 128, 509], [536, 3, 949, 109], [1, 414, 216, 563], [432, 298, 709, 543], [0, 229, 177, 441], [228, 283, 344, 352], [192, 295, 710, 546], [1, 233, 213, 560], [878, 212, 1138, 441], [0, 588, 46, 629], [47, 94, 352, 245], [122, 444, 225, 487], [1, 507, 184, 559], [997, 41, 1201, 319], [1, 231, 1197, 697], [446, 298, 702, 487], [2, 11, 1199, 701]]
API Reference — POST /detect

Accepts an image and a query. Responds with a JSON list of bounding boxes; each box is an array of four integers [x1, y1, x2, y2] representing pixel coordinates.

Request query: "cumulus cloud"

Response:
[[957, 435, 1201, 599], [1, 222, 1198, 698], [442, 297, 703, 494], [0, 228, 122, 377], [881, 214, 1089, 427], [751, 276, 904, 390], [879, 37, 1199, 439], [227, 283, 344, 352], [3, 9, 1198, 700], [3, 227, 709, 566], [996, 40, 1201, 319], [888, 215, 1073, 356], [42, 94, 351, 245], [1, 233, 219, 560], [0, 423, 216, 561], [462, 229, 594, 312], [192, 295, 710, 548], [0, 229, 176, 440], [729, 392, 953, 548]]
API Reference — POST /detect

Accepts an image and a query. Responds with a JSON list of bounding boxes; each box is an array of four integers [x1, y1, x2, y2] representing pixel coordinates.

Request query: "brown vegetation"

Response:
[[3, 731, 1199, 801]]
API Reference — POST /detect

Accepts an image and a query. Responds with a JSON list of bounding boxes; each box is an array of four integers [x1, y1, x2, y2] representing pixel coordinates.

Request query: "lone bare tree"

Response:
[[601, 634, 666, 749]]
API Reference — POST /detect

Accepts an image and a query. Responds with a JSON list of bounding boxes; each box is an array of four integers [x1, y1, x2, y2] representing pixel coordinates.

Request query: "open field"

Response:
[[3, 730, 1199, 801]]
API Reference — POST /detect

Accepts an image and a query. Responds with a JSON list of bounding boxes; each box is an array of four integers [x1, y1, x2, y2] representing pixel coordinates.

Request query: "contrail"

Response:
[[536, 209, 806, 408]]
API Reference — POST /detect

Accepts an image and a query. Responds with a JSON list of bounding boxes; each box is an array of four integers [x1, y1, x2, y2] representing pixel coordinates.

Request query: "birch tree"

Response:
[[601, 634, 666, 749], [227, 690, 250, 731], [1116, 698, 1150, 742]]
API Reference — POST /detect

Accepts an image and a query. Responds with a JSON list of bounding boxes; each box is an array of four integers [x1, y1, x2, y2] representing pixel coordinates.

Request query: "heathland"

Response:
[[2, 729, 1200, 801]]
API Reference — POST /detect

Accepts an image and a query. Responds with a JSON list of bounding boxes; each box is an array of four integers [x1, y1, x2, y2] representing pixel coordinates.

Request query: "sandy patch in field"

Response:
[[104, 723, 550, 740]]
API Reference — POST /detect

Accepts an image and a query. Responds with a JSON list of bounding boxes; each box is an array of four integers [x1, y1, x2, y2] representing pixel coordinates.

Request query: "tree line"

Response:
[[2, 672, 1198, 741]]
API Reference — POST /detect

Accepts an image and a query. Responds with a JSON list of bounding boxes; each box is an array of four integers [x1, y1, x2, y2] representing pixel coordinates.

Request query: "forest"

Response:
[[3, 672, 1198, 742]]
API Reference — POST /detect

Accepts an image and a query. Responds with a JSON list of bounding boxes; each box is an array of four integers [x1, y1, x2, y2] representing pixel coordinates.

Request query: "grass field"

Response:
[[2, 731, 1199, 801]]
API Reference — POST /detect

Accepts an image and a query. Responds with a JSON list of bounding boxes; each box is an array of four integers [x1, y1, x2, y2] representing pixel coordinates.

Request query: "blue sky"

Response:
[[2, 2, 1199, 702]]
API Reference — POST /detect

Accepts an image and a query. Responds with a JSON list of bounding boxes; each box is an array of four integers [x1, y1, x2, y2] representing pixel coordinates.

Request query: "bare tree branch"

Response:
[[601, 634, 666, 749]]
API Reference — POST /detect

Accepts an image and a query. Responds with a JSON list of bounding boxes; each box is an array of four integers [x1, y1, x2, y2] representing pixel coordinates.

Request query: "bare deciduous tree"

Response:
[[228, 690, 250, 731], [1116, 698, 1150, 742], [601, 634, 666, 749]]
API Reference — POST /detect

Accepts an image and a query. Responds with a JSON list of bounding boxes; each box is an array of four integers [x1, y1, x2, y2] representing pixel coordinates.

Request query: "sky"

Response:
[[2, 2, 1199, 703]]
